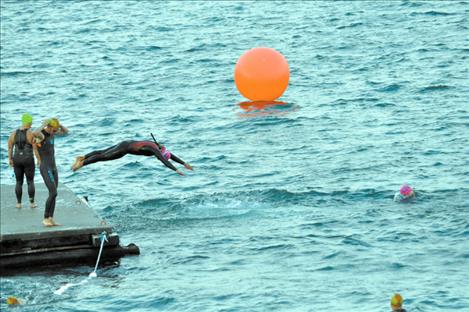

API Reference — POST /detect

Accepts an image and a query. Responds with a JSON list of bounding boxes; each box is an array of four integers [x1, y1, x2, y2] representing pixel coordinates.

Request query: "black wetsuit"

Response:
[[392, 309, 406, 312], [38, 130, 58, 219], [12, 129, 35, 204], [82, 140, 184, 171]]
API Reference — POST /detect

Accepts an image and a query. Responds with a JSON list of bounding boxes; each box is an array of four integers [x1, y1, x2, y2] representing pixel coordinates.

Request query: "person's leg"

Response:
[[24, 161, 36, 207], [48, 168, 59, 222], [83, 141, 131, 166], [73, 142, 131, 171], [13, 164, 25, 208], [72, 145, 119, 171], [71, 147, 109, 171], [40, 165, 57, 226], [84, 144, 118, 159]]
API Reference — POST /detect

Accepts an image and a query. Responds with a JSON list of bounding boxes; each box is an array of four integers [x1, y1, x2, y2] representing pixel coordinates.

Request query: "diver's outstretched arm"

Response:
[[153, 149, 183, 175], [169, 154, 193, 170]]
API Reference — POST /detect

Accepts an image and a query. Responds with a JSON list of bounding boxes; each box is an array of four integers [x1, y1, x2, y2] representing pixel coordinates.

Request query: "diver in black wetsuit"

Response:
[[7, 113, 39, 208], [71, 140, 193, 175], [32, 118, 69, 227]]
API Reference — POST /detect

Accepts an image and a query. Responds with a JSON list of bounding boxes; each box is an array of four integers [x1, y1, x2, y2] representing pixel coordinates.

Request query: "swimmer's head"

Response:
[[22, 113, 33, 126], [400, 184, 413, 197], [47, 118, 60, 131], [6, 296, 20, 305], [390, 293, 403, 308], [161, 146, 171, 160]]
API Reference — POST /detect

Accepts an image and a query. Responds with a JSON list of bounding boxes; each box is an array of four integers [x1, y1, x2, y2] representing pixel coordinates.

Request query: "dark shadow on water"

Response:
[[237, 101, 299, 118]]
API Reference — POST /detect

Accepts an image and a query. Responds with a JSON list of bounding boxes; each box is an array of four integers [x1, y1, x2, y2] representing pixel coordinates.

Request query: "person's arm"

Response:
[[152, 148, 183, 175], [27, 130, 41, 165], [32, 127, 45, 143], [7, 131, 16, 167], [56, 124, 69, 136], [153, 140, 161, 149], [170, 153, 193, 170], [33, 145, 41, 166]]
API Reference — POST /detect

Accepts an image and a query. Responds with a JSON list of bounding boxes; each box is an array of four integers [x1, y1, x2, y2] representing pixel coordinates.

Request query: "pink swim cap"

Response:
[[161, 147, 171, 161], [400, 184, 413, 196]]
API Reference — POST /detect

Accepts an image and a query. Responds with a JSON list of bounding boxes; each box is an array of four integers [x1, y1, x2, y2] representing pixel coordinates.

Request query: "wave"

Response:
[[151, 26, 173, 32], [377, 84, 401, 93], [336, 22, 364, 30], [0, 70, 41, 77], [411, 11, 455, 16], [251, 243, 296, 252], [185, 43, 227, 53], [419, 85, 451, 93], [97, 117, 116, 127], [128, 187, 469, 216], [400, 1, 423, 7], [143, 45, 163, 52]]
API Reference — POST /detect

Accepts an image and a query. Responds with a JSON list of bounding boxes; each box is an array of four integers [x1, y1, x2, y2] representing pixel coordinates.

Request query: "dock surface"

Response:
[[1, 184, 111, 241], [1, 184, 138, 273]]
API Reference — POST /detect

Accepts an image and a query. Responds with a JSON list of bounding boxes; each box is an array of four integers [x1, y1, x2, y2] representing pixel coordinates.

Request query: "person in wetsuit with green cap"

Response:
[[7, 113, 40, 208], [32, 118, 69, 227], [71, 139, 193, 175]]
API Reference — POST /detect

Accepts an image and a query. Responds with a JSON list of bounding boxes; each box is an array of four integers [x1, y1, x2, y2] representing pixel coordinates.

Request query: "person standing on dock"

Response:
[[7, 113, 40, 209], [32, 118, 69, 227]]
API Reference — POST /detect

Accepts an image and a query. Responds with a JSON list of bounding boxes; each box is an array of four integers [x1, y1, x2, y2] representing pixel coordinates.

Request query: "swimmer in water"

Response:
[[6, 296, 20, 305], [394, 184, 415, 202], [71, 139, 193, 175], [390, 293, 406, 312]]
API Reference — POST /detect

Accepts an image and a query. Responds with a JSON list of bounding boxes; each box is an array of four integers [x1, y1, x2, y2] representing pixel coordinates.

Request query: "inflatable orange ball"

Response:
[[234, 47, 290, 101]]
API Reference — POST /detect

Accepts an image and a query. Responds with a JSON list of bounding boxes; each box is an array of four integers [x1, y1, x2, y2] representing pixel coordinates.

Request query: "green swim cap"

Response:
[[22, 113, 33, 125]]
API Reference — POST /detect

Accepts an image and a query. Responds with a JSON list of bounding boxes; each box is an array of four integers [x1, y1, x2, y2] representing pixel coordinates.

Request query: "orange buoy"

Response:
[[234, 47, 290, 101]]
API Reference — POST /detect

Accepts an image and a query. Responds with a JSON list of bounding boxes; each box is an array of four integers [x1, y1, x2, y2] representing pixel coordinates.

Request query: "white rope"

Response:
[[90, 232, 108, 277], [54, 232, 107, 295]]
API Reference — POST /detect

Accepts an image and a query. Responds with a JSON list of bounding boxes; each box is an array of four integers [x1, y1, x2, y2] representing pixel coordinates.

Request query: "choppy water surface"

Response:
[[1, 1, 468, 311]]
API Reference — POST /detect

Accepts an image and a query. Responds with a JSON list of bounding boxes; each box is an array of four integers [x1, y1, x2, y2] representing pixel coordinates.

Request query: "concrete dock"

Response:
[[1, 184, 139, 273]]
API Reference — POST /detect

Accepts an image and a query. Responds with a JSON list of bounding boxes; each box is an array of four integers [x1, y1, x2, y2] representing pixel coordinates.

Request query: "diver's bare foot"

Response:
[[43, 218, 54, 227], [50, 218, 61, 226], [30, 202, 37, 208], [16, 203, 21, 209], [72, 156, 85, 171]]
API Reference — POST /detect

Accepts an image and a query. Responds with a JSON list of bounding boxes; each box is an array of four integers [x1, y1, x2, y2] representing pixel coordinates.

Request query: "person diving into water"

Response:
[[71, 136, 193, 175]]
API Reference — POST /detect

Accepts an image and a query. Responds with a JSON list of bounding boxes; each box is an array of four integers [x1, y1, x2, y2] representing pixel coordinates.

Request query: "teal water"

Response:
[[1, 1, 469, 311]]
